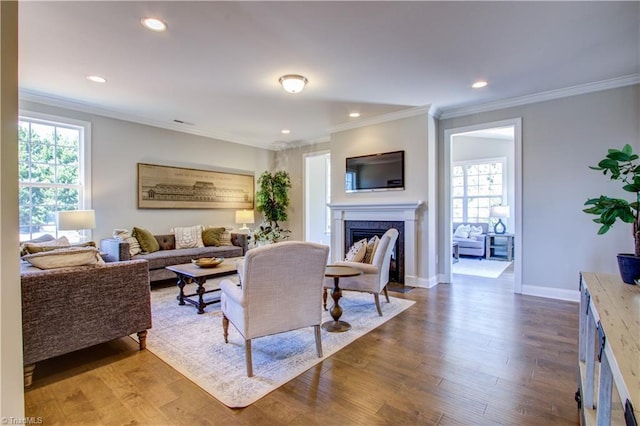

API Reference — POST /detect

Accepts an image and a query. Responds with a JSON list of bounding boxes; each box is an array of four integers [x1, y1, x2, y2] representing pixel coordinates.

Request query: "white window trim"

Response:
[[18, 110, 92, 240]]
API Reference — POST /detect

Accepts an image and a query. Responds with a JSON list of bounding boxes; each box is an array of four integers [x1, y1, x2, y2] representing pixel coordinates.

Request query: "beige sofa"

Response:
[[100, 233, 248, 282], [21, 259, 151, 386]]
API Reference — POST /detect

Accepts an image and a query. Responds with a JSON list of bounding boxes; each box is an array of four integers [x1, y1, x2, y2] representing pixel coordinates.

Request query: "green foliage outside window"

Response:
[[18, 119, 82, 238]]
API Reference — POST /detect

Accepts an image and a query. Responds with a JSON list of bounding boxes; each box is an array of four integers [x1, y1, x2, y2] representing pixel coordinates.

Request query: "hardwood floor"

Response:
[[24, 273, 580, 425]]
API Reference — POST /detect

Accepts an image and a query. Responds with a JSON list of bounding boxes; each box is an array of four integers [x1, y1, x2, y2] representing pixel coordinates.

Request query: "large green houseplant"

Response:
[[583, 144, 640, 284], [252, 170, 292, 245]]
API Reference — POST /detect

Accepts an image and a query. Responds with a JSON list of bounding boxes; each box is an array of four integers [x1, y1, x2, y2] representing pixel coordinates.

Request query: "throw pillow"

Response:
[[202, 227, 225, 246], [345, 238, 367, 262], [23, 240, 96, 255], [364, 235, 380, 264], [21, 236, 70, 255], [468, 225, 484, 239], [173, 225, 205, 249], [23, 247, 105, 269], [112, 229, 142, 256], [132, 227, 160, 253], [453, 224, 471, 239], [220, 228, 233, 246]]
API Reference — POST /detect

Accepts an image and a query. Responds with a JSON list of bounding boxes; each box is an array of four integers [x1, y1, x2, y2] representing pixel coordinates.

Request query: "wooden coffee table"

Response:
[[166, 257, 242, 314]]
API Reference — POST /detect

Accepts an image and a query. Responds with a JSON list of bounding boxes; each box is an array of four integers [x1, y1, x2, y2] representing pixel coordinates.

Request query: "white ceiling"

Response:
[[18, 1, 640, 150]]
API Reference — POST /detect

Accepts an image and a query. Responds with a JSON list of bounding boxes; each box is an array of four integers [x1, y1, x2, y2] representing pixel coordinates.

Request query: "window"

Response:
[[18, 113, 91, 242], [326, 154, 331, 233], [452, 158, 505, 224]]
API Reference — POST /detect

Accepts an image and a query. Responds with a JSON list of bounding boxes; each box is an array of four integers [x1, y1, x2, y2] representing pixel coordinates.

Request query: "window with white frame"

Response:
[[18, 113, 91, 242], [452, 158, 505, 224]]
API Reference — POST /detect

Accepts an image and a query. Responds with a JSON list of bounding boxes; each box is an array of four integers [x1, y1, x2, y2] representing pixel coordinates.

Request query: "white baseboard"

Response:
[[521, 284, 579, 302], [409, 275, 439, 289]]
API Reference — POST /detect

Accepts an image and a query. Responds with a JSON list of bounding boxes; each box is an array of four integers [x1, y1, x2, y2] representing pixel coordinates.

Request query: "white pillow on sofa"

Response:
[[172, 225, 205, 249], [468, 225, 484, 239], [113, 229, 142, 256], [453, 224, 471, 238]]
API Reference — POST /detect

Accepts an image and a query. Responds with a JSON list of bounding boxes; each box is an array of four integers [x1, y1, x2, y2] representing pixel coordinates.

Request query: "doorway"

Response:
[[303, 151, 331, 249], [443, 119, 522, 293]]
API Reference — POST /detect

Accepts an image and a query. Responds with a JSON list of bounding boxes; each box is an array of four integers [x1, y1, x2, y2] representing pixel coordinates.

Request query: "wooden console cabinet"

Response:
[[578, 273, 639, 425]]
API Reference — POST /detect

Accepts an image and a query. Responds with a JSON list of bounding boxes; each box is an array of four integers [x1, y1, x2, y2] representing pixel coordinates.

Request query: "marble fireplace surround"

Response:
[[328, 201, 424, 286]]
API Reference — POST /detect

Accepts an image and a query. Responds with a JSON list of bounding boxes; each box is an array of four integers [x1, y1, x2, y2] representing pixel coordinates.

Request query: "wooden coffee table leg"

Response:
[[195, 277, 207, 314], [177, 274, 186, 305]]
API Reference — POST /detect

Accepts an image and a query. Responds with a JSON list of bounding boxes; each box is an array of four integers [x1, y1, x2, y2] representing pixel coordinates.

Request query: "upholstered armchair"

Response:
[[220, 241, 330, 377], [324, 228, 399, 316]]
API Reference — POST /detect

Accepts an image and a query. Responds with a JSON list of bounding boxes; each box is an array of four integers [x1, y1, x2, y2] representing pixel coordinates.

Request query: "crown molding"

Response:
[[18, 89, 273, 150], [328, 104, 432, 134], [439, 74, 640, 120]]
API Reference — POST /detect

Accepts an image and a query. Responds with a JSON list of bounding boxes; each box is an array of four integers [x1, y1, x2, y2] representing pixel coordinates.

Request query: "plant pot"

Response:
[[616, 254, 640, 284]]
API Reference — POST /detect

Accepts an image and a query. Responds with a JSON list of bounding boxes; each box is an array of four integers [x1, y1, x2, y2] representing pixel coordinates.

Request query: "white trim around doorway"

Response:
[[443, 118, 523, 293]]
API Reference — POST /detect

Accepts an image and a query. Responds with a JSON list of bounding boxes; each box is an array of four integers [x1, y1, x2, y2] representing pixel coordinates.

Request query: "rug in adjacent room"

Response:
[[137, 277, 415, 408], [452, 257, 512, 278]]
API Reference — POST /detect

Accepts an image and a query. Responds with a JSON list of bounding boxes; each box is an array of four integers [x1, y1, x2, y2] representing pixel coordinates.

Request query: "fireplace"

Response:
[[328, 201, 423, 286], [345, 221, 404, 284]]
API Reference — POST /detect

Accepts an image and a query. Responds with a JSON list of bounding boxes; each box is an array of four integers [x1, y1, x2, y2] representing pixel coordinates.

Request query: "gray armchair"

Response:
[[324, 228, 399, 316], [220, 241, 330, 377]]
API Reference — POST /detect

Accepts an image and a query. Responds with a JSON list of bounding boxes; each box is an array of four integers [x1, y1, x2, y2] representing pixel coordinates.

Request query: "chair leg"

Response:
[[24, 364, 35, 387], [373, 293, 383, 316], [383, 285, 390, 303], [222, 314, 229, 343], [314, 325, 323, 358], [137, 330, 148, 350], [245, 339, 253, 377]]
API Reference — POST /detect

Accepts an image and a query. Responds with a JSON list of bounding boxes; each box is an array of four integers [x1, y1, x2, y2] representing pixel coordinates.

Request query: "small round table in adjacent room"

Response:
[[322, 265, 362, 332]]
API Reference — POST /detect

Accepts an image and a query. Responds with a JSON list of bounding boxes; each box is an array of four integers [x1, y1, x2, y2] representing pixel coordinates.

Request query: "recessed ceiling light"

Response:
[[349, 112, 360, 118], [86, 75, 106, 83], [472, 80, 488, 89], [281, 129, 291, 134], [141, 17, 167, 32]]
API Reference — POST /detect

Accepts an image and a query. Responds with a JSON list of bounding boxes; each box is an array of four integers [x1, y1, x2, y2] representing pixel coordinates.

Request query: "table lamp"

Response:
[[235, 209, 255, 232], [490, 205, 509, 234], [57, 209, 96, 242]]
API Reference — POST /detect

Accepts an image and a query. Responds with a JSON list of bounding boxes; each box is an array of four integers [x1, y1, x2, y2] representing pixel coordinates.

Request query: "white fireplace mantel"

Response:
[[328, 201, 424, 285]]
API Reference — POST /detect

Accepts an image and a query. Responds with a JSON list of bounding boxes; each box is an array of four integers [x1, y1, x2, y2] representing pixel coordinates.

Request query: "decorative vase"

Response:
[[616, 253, 640, 284]]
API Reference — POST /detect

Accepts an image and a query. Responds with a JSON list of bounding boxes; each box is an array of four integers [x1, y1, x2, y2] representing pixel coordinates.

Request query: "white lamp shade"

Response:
[[490, 205, 510, 218], [57, 210, 96, 231], [235, 210, 255, 225], [279, 74, 308, 93]]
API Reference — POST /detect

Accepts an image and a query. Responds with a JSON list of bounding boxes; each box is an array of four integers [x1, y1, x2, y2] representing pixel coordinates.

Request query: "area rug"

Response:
[[452, 257, 512, 278], [137, 277, 415, 408]]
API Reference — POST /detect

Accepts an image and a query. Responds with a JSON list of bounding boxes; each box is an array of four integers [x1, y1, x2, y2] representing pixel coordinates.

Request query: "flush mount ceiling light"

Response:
[[349, 112, 360, 118], [86, 75, 106, 83], [141, 17, 167, 32], [472, 80, 488, 89], [279, 74, 308, 94], [281, 129, 291, 134]]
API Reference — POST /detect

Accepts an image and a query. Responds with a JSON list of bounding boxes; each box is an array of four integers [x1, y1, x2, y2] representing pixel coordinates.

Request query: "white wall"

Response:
[[1, 1, 24, 416], [440, 84, 640, 297], [19, 101, 274, 241]]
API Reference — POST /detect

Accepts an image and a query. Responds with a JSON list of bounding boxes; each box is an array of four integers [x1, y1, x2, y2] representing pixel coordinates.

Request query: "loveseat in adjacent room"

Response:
[[452, 222, 489, 258]]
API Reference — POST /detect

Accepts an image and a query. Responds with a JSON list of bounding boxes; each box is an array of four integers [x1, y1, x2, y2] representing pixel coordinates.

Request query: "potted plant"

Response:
[[583, 144, 640, 284], [251, 170, 292, 245]]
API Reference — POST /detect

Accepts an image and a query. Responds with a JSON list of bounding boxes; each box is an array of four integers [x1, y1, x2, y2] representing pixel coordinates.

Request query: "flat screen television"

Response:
[[345, 150, 404, 192]]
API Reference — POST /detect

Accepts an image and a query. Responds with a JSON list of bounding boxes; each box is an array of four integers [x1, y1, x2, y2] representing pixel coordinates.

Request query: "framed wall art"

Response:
[[137, 163, 254, 209]]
